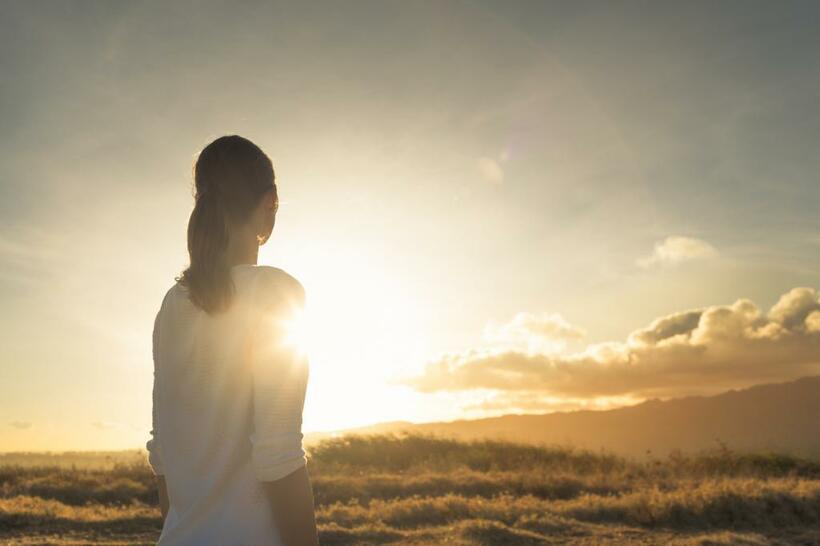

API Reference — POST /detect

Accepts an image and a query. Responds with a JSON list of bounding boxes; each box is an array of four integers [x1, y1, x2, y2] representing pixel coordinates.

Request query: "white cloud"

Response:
[[405, 287, 820, 400], [484, 312, 585, 353], [460, 391, 639, 414], [9, 421, 32, 429], [91, 420, 125, 430], [638, 236, 718, 268], [807, 311, 820, 333]]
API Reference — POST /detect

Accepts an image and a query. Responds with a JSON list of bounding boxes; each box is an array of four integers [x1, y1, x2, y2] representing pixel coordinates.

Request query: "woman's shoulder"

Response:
[[153, 281, 186, 324], [240, 265, 305, 308]]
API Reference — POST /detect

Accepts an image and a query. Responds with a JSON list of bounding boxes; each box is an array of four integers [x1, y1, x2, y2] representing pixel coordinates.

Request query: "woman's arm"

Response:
[[261, 466, 318, 546], [148, 306, 169, 521], [157, 476, 170, 520], [250, 274, 316, 544]]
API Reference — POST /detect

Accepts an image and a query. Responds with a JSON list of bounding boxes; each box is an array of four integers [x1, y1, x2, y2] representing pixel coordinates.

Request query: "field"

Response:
[[1, 435, 819, 545]]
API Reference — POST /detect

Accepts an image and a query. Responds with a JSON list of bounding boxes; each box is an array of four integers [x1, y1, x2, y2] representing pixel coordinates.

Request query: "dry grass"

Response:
[[1, 435, 818, 544]]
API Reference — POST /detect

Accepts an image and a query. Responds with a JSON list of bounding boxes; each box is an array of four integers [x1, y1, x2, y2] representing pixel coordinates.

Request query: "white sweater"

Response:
[[146, 264, 309, 546]]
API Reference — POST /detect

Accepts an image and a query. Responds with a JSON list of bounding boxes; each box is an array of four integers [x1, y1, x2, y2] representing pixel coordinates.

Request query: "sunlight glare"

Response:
[[266, 240, 433, 431], [282, 308, 311, 356]]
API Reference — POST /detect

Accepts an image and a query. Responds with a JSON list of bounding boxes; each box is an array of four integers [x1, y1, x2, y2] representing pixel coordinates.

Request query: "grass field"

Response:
[[1, 435, 819, 545]]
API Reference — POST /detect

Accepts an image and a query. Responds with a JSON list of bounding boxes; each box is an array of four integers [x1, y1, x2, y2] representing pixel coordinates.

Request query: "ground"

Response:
[[1, 436, 818, 545]]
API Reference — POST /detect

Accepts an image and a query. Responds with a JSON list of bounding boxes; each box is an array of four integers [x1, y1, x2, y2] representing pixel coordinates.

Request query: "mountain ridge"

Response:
[[307, 376, 820, 457]]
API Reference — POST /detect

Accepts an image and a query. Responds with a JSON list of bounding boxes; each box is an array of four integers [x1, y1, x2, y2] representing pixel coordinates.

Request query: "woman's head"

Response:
[[178, 135, 277, 313]]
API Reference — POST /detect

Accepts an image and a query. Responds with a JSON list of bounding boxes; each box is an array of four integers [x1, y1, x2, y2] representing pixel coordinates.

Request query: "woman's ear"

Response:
[[266, 192, 276, 210], [255, 189, 277, 246], [256, 189, 277, 217]]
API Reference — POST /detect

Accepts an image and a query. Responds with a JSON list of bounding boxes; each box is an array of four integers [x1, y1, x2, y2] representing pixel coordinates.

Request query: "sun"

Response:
[[282, 307, 311, 355], [261, 243, 432, 431]]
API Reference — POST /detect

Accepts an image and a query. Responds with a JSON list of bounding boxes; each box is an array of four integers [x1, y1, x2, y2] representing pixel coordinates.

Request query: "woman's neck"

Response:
[[226, 230, 259, 267]]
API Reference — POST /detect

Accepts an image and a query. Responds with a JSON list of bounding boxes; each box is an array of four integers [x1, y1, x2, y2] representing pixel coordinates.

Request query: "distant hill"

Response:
[[307, 376, 820, 457]]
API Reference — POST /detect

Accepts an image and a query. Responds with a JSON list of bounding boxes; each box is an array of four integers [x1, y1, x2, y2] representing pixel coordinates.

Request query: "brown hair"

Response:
[[176, 135, 276, 314]]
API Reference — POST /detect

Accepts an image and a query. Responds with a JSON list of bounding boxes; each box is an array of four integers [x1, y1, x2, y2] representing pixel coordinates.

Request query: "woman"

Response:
[[146, 135, 319, 545]]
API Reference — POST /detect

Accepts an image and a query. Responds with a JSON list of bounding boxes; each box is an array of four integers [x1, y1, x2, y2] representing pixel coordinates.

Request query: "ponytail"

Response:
[[176, 135, 276, 314], [180, 190, 234, 313]]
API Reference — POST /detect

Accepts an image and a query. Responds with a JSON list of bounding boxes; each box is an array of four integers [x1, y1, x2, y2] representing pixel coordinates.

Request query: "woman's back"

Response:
[[148, 264, 308, 545]]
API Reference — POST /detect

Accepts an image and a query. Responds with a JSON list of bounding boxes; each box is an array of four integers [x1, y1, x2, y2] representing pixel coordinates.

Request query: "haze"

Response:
[[1, 1, 819, 451]]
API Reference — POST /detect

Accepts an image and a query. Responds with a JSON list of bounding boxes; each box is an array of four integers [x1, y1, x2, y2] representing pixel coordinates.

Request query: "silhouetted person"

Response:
[[147, 135, 318, 545]]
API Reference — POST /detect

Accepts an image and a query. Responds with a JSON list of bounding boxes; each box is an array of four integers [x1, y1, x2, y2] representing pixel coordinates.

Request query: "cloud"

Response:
[[91, 421, 123, 430], [460, 391, 639, 414], [9, 420, 32, 429], [807, 311, 820, 333], [476, 157, 504, 184], [638, 236, 718, 268], [404, 287, 820, 400], [484, 312, 585, 353]]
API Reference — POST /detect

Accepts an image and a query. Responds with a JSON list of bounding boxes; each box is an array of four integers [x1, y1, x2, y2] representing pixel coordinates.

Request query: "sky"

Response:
[[1, 0, 819, 451]]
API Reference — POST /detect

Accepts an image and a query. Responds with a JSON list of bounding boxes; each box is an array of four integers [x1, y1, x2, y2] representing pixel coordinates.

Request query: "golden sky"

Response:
[[1, 1, 819, 451]]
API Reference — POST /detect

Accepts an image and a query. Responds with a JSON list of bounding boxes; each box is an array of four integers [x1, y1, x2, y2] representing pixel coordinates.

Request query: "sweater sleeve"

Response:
[[146, 306, 164, 476], [249, 271, 309, 482]]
